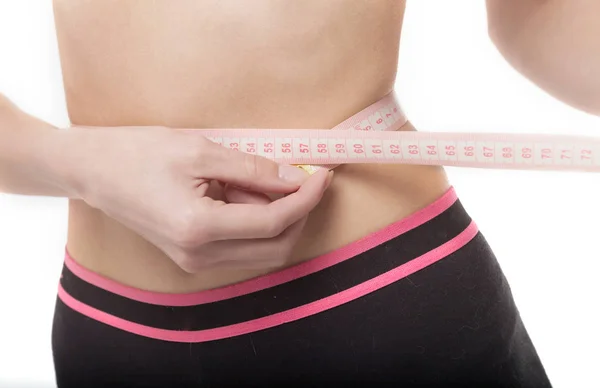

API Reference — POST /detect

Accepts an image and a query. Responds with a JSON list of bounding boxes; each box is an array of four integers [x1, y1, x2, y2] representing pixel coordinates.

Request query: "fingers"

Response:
[[205, 180, 227, 202], [196, 216, 309, 270], [204, 169, 332, 241], [198, 138, 310, 193], [224, 184, 271, 205]]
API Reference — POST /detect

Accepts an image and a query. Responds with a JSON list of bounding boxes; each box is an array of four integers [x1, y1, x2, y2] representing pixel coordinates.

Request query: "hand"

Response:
[[65, 126, 332, 272]]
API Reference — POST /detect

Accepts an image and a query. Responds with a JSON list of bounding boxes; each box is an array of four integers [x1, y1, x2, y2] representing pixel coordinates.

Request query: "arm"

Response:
[[0, 94, 78, 197], [486, 0, 600, 115]]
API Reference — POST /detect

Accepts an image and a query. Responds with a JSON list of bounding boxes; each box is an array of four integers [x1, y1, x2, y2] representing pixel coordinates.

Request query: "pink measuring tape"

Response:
[[197, 92, 600, 174]]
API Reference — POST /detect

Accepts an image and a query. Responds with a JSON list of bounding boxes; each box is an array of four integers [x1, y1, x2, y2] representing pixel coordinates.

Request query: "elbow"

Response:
[[0, 93, 10, 114], [0, 92, 13, 109], [485, 1, 533, 63], [486, 17, 504, 52], [486, 11, 504, 54], [0, 94, 18, 120], [571, 95, 600, 117], [486, 16, 523, 69], [487, 21, 600, 118]]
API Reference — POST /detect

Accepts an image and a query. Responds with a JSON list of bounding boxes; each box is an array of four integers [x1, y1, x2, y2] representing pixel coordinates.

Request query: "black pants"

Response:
[[52, 189, 551, 387]]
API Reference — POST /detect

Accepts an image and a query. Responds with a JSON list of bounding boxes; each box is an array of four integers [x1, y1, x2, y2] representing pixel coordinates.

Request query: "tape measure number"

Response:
[[200, 129, 600, 173], [188, 92, 600, 173]]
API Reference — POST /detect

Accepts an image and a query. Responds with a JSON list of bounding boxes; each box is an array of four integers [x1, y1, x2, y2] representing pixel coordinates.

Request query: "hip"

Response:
[[54, 190, 551, 387]]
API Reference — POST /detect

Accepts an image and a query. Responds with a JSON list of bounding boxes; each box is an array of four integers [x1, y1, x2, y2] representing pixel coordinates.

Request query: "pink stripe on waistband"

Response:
[[64, 186, 458, 307], [58, 220, 479, 343]]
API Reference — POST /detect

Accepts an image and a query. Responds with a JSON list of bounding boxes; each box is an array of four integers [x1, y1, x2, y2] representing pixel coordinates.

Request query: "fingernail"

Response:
[[323, 170, 335, 189], [326, 171, 335, 185], [278, 165, 309, 184]]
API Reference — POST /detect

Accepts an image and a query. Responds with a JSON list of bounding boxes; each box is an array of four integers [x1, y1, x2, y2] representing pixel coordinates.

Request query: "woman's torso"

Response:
[[53, 0, 449, 292]]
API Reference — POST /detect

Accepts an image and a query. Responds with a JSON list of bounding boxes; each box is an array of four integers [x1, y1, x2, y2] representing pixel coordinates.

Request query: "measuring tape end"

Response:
[[294, 164, 321, 175]]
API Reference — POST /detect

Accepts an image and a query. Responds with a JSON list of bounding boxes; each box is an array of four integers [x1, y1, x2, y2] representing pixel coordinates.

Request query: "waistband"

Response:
[[57, 186, 479, 342]]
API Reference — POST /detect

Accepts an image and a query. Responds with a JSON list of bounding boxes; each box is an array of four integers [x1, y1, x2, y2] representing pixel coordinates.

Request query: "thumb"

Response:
[[200, 140, 310, 193]]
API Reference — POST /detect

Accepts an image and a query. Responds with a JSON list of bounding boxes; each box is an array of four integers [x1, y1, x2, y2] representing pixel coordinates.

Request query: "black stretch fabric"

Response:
[[52, 199, 552, 387]]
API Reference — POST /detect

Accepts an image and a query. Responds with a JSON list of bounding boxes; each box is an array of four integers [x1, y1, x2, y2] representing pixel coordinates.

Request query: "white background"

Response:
[[0, 1, 599, 387]]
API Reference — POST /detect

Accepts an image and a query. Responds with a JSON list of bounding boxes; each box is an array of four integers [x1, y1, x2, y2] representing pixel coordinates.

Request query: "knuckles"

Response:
[[178, 133, 216, 172], [167, 210, 209, 250], [242, 153, 261, 180], [260, 218, 287, 239]]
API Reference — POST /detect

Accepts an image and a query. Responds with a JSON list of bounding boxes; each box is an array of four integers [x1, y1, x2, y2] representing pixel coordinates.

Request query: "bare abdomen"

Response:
[[53, 0, 448, 293]]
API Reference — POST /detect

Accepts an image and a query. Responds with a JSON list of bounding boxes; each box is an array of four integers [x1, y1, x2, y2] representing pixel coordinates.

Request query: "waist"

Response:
[[67, 148, 449, 294], [65, 88, 450, 292], [60, 188, 475, 342]]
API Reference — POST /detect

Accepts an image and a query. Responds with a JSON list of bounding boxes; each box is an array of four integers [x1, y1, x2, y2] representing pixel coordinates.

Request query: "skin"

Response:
[[0, 0, 598, 293], [486, 0, 600, 116]]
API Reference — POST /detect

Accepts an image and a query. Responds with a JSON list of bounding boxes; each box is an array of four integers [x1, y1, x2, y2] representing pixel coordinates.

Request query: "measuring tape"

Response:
[[196, 92, 600, 174]]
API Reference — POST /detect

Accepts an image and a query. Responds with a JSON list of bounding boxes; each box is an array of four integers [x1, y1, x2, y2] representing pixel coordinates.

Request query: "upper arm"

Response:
[[485, 0, 600, 116], [484, 0, 548, 61]]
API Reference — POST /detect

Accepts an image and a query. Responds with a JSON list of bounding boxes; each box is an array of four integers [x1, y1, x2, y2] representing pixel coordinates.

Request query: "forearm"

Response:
[[0, 95, 79, 197], [487, 0, 600, 115]]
